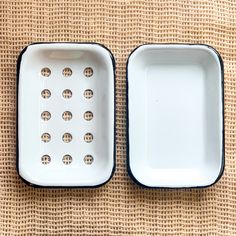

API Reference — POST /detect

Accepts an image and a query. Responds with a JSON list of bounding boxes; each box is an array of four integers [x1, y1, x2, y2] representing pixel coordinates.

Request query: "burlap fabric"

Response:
[[0, 0, 235, 235]]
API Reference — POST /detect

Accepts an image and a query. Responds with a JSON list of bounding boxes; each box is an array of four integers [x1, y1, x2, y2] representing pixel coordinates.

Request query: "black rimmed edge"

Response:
[[16, 42, 116, 188], [126, 43, 225, 189]]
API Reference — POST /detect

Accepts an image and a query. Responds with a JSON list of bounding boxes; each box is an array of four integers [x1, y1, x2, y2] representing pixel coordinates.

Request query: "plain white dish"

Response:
[[17, 43, 115, 187], [127, 44, 224, 188]]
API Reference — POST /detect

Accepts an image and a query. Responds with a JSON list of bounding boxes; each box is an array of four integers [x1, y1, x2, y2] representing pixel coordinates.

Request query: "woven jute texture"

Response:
[[0, 0, 236, 235]]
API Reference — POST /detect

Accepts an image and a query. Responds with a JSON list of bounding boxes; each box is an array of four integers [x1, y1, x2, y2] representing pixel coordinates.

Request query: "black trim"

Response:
[[16, 42, 116, 188], [126, 43, 225, 189]]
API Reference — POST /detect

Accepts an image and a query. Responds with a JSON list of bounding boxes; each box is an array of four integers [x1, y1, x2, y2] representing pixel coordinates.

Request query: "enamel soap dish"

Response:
[[17, 43, 115, 187], [127, 44, 224, 188]]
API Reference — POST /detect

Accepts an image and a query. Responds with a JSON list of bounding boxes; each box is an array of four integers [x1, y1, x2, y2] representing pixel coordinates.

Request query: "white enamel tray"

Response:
[[17, 43, 115, 187], [127, 44, 224, 188]]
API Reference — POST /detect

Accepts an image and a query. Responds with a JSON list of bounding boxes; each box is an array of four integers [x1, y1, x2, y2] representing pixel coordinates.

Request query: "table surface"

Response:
[[0, 0, 235, 235]]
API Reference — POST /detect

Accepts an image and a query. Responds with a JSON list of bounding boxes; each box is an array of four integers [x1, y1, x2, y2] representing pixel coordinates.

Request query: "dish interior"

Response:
[[128, 45, 223, 188], [18, 43, 114, 186]]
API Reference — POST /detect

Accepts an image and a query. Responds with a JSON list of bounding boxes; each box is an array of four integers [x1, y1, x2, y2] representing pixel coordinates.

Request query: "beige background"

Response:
[[0, 0, 236, 235]]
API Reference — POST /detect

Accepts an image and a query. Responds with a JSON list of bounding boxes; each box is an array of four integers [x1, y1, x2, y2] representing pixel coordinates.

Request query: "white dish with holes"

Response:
[[127, 44, 224, 188], [17, 43, 115, 187]]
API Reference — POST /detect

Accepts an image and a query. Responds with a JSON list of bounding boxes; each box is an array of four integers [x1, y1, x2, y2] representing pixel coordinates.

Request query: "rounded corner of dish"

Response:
[[127, 44, 147, 65], [199, 44, 224, 69], [17, 166, 42, 188]]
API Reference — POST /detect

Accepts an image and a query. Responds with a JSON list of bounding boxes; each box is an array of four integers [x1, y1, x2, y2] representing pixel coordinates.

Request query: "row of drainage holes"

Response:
[[41, 89, 93, 99], [41, 154, 94, 165], [41, 111, 93, 121], [41, 133, 93, 143], [41, 67, 93, 78]]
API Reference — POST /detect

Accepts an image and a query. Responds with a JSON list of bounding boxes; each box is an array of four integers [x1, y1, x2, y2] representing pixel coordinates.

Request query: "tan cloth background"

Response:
[[0, 0, 235, 235]]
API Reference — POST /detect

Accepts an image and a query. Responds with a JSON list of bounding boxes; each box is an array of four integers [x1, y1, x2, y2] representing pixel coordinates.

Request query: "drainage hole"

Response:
[[62, 155, 72, 165], [62, 89, 72, 99], [41, 67, 51, 77], [62, 67, 72, 77], [84, 155, 94, 165], [84, 67, 93, 77], [62, 133, 72, 143], [62, 111, 72, 121], [41, 111, 51, 121], [84, 133, 93, 143], [41, 89, 51, 99], [41, 155, 51, 164], [41, 133, 51, 143], [84, 89, 93, 99], [84, 111, 93, 121]]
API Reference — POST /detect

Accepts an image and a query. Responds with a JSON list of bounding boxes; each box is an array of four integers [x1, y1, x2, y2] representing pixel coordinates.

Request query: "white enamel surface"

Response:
[[128, 45, 223, 188], [18, 43, 115, 187]]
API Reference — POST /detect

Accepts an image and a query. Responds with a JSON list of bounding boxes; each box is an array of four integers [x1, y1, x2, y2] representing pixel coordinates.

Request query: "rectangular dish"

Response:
[[127, 44, 224, 188], [17, 43, 115, 187]]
